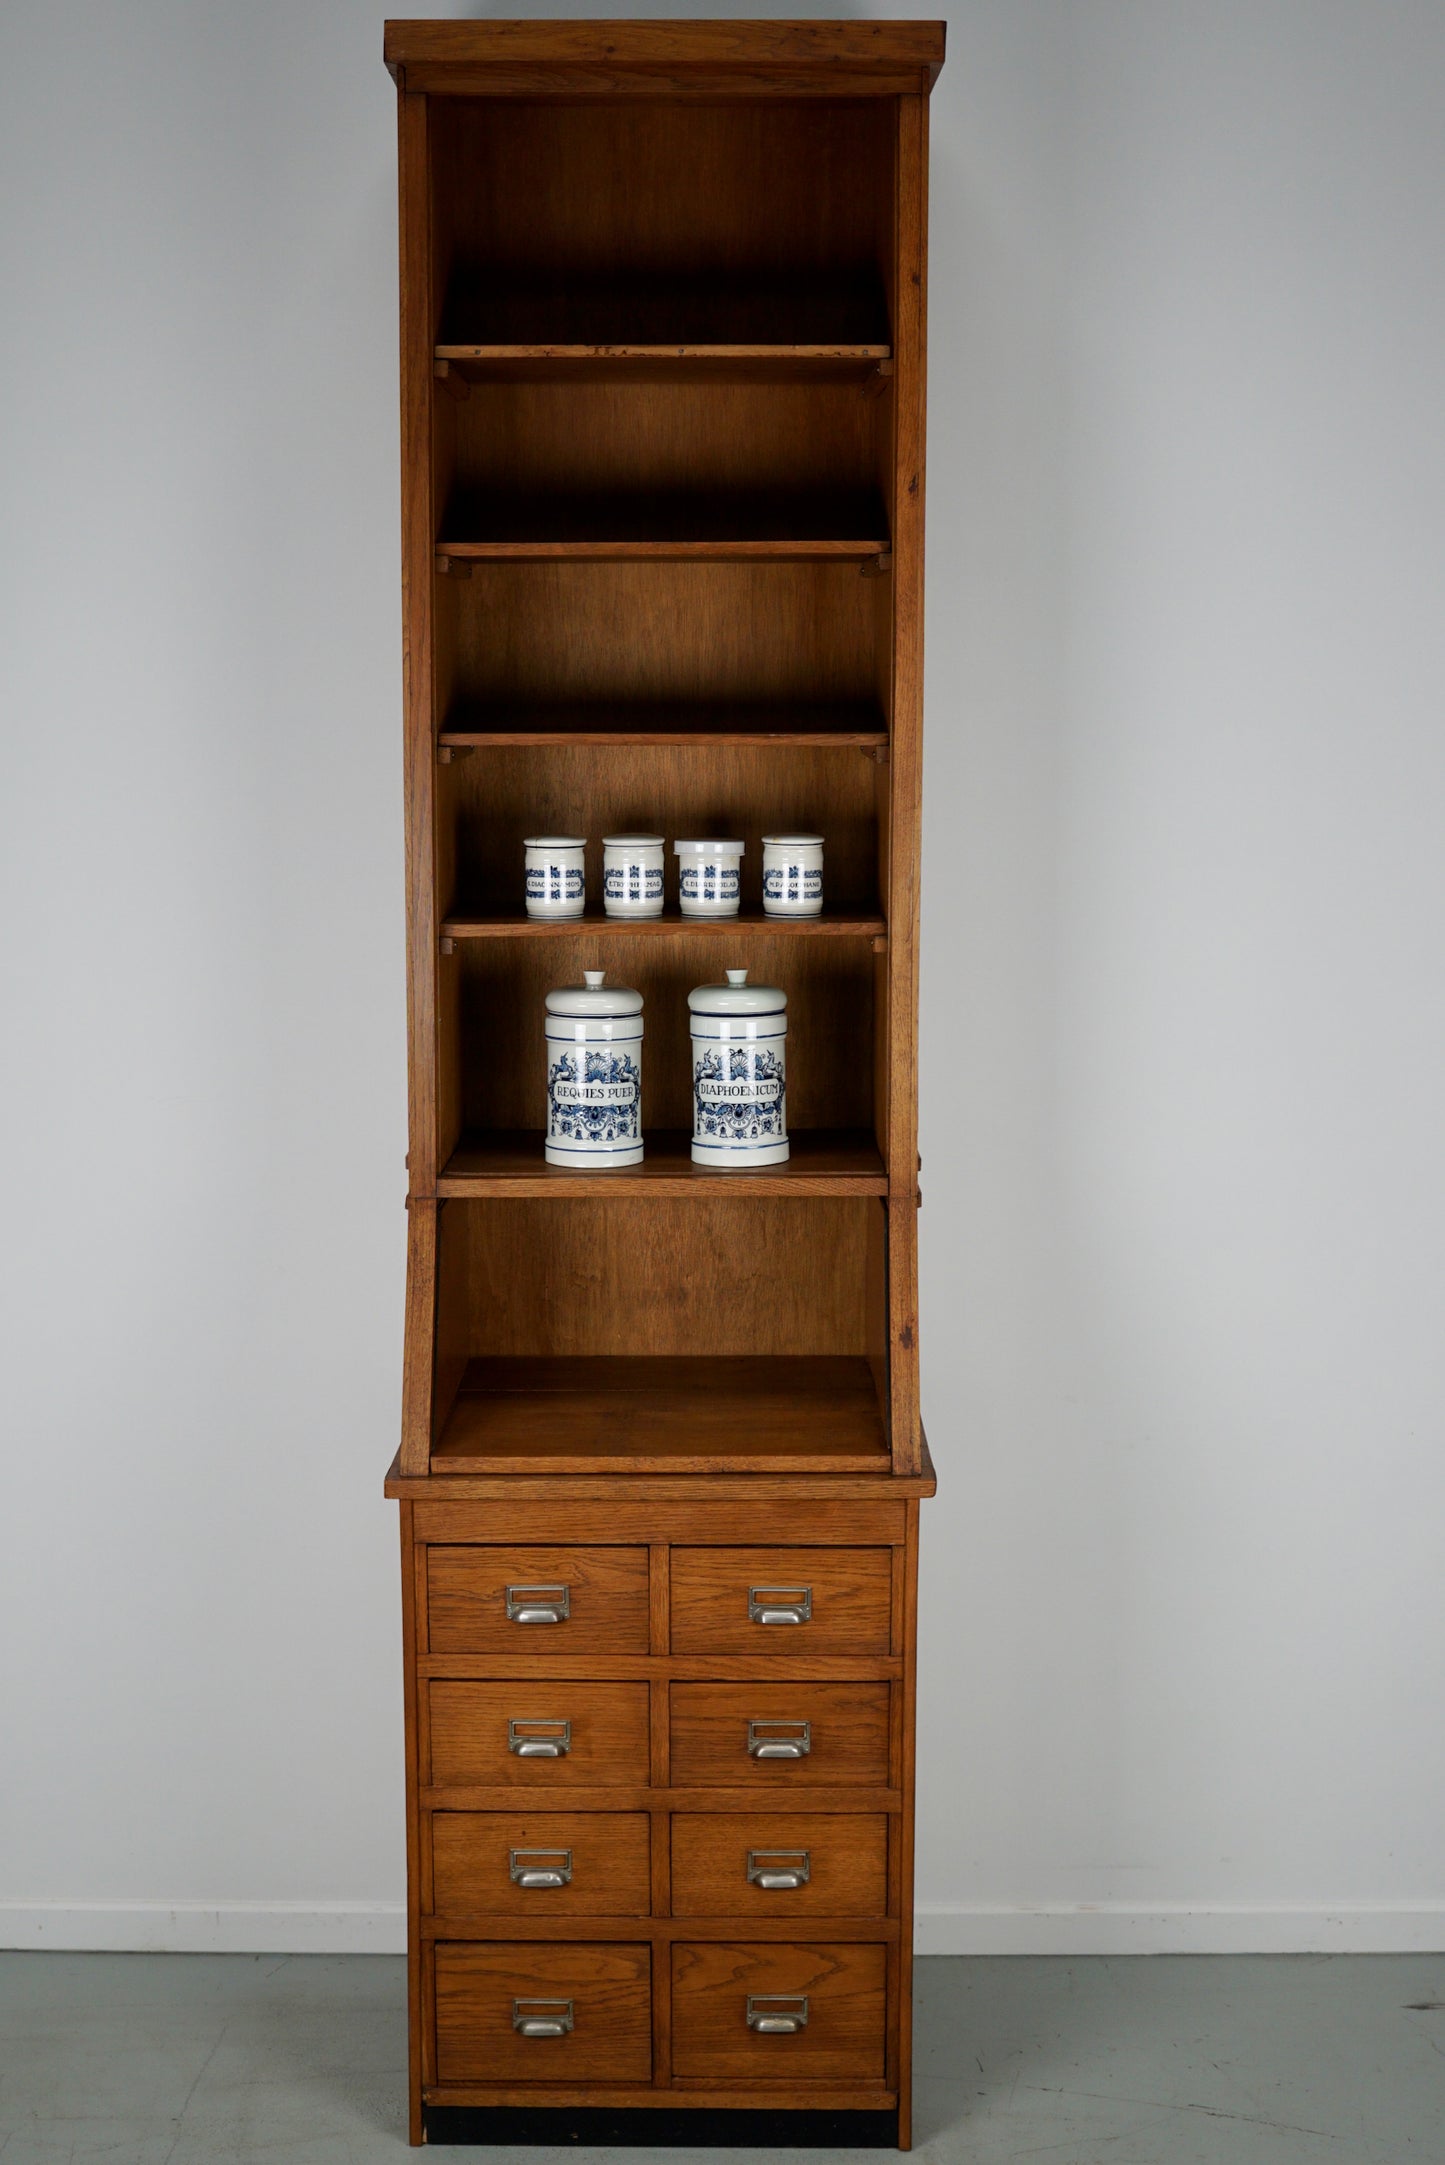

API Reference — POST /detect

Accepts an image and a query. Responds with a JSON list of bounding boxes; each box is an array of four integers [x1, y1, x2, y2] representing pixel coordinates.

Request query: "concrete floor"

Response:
[[0, 1952, 1441, 2162]]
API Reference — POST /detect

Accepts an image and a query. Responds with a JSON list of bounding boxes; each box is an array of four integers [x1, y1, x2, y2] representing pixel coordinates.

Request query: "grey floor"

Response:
[[0, 1952, 1441, 2162]]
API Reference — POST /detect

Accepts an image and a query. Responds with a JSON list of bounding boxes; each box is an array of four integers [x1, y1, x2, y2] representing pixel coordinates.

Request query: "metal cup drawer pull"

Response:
[[512, 1998, 574, 2038], [747, 1849, 811, 1890], [747, 1994, 809, 2035], [505, 1583, 571, 1625], [748, 1585, 812, 1626], [746, 1718, 811, 1759], [507, 1717, 572, 1758], [509, 1848, 573, 1889]]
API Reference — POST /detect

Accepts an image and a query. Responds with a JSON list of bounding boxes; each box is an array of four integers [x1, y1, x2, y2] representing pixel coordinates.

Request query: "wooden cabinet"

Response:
[[383, 16, 943, 2149]]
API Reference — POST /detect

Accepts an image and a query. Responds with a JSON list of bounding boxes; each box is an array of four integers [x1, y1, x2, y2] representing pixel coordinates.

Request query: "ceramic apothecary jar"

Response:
[[675, 837, 744, 918], [603, 832, 665, 918], [525, 835, 586, 920], [688, 968, 788, 1168], [762, 832, 824, 917], [544, 971, 643, 1168]]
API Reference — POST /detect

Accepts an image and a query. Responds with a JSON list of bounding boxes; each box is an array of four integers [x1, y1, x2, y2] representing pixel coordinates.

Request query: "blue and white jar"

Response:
[[525, 835, 586, 920], [544, 971, 644, 1169], [688, 969, 788, 1169], [603, 833, 665, 918], [675, 837, 744, 918], [762, 832, 824, 918]]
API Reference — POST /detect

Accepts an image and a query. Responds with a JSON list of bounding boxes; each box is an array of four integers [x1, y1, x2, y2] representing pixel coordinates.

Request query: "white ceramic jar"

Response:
[[525, 835, 586, 920], [602, 833, 665, 918], [544, 970, 644, 1168], [675, 838, 744, 918], [687, 968, 788, 1168], [762, 832, 824, 917]]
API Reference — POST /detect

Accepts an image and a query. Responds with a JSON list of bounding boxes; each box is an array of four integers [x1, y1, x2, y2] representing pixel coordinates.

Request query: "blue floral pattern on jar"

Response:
[[547, 1049, 641, 1145], [692, 1046, 786, 1144]]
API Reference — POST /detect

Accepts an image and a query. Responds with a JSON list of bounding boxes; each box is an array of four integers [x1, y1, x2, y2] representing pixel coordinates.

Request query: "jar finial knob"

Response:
[[726, 968, 748, 987], [584, 970, 605, 989]]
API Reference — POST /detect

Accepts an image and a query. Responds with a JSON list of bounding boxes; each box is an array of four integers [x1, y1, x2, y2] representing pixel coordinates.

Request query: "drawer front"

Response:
[[672, 1941, 886, 2083], [427, 1545, 650, 1654], [671, 1813, 889, 1917], [435, 1940, 651, 2084], [432, 1811, 652, 1917], [671, 1547, 892, 1655], [428, 1681, 650, 1788], [670, 1682, 890, 1788]]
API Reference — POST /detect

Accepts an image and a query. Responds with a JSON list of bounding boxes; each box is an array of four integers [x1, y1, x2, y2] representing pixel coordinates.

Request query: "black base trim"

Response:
[[424, 2103, 899, 2148]]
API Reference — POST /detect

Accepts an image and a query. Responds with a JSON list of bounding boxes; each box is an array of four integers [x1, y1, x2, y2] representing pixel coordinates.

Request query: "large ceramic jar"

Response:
[[544, 970, 644, 1168], [687, 968, 788, 1168]]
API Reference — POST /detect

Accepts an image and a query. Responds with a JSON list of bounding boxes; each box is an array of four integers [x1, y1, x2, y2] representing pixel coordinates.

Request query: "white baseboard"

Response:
[[915, 1903, 1445, 1955], [0, 1903, 406, 1954], [5, 1901, 1442, 1958]]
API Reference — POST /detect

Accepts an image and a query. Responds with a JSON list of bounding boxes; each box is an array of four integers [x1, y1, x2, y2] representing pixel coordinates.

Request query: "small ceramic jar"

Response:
[[603, 833, 665, 918], [687, 968, 788, 1168], [675, 838, 744, 918], [544, 971, 643, 1168], [762, 832, 824, 917], [525, 836, 586, 920]]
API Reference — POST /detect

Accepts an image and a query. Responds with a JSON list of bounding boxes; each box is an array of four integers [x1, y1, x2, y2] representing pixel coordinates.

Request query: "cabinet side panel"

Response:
[[398, 1503, 424, 2144], [399, 88, 439, 1189], [400, 1200, 439, 1476], [885, 96, 928, 1475]]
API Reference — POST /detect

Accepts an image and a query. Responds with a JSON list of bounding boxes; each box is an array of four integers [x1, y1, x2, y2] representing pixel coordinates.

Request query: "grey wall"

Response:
[[2, 0, 1442, 1952]]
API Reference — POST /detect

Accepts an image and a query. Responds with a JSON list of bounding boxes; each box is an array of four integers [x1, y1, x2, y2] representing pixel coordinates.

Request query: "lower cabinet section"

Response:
[[671, 1942, 888, 2083], [432, 1811, 652, 1917], [671, 1812, 889, 1916], [434, 1941, 653, 2084]]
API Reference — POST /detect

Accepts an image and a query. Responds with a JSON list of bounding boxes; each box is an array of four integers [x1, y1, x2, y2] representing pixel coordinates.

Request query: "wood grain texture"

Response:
[[438, 1129, 885, 1199], [430, 1811, 651, 1918], [897, 1500, 921, 2147], [671, 1940, 887, 2082], [670, 1548, 893, 1655], [671, 1813, 889, 1919], [422, 2082, 897, 2111], [427, 1681, 650, 1789], [389, 1468, 934, 1504], [438, 697, 886, 746], [669, 1682, 891, 1789], [399, 1504, 423, 2142], [434, 1940, 651, 2084], [411, 1500, 906, 1546], [426, 1546, 650, 1654], [422, 1785, 902, 1817], [399, 1200, 437, 1476], [388, 21, 945, 95]]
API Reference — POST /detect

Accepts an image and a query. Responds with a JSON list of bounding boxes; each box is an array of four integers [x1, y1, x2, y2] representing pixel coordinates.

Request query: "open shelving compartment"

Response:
[[401, 76, 923, 1481]]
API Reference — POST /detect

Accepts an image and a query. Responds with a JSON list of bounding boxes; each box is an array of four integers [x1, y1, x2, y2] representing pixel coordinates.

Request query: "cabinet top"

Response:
[[383, 18, 946, 97]]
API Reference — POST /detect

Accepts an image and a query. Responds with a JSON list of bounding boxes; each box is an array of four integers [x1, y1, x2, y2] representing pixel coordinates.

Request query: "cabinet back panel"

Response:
[[457, 930, 874, 1133], [443, 744, 878, 917], [444, 1197, 871, 1357], [440, 562, 887, 712]]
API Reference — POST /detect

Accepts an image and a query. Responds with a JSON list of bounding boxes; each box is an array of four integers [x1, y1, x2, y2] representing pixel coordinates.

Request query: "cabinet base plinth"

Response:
[[425, 2104, 899, 2148]]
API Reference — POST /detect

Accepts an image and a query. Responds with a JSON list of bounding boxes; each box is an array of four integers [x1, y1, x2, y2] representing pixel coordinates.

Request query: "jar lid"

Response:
[[603, 833, 665, 848], [546, 969, 643, 1017], [762, 833, 824, 847], [687, 967, 786, 1016], [674, 837, 745, 856], [524, 834, 586, 850]]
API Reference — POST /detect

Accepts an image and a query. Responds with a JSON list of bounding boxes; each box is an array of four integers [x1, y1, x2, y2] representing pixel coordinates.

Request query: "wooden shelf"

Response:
[[436, 265, 891, 351], [437, 1128, 886, 1198], [436, 488, 889, 565], [439, 907, 887, 944], [437, 349, 892, 387], [437, 700, 888, 749], [431, 1356, 890, 1475]]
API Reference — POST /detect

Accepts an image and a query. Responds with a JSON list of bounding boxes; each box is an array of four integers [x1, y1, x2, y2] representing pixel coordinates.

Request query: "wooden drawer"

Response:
[[435, 1941, 651, 2085], [427, 1545, 649, 1653], [431, 1811, 651, 1917], [428, 1681, 650, 1788], [671, 1547, 892, 1654], [671, 1812, 889, 1917], [669, 1682, 890, 1787], [671, 1941, 886, 2082]]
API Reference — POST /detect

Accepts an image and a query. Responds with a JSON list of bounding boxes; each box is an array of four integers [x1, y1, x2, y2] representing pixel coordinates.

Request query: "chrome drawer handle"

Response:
[[507, 1718, 571, 1758], [747, 1993, 809, 2034], [512, 1997, 573, 2038], [510, 1848, 573, 1889], [747, 1718, 811, 1759], [749, 1585, 812, 1626], [506, 1583, 570, 1625], [747, 1849, 811, 1891]]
